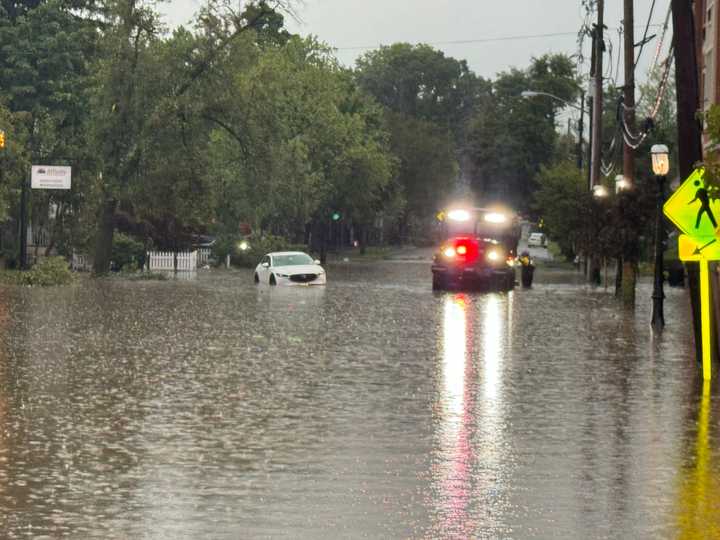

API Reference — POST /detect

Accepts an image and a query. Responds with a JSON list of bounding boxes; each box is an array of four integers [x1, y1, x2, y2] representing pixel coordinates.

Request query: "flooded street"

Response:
[[0, 262, 717, 539]]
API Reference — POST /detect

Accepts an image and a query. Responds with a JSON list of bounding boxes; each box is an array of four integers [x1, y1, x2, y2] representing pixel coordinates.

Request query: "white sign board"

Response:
[[31, 165, 71, 190]]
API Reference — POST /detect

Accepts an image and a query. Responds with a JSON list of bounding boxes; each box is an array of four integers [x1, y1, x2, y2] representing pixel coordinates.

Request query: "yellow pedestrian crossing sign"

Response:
[[663, 168, 720, 240], [666, 168, 717, 382], [678, 234, 720, 261]]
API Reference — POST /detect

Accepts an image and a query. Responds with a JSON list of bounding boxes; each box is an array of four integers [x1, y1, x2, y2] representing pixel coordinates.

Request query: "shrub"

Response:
[[18, 257, 74, 286], [112, 232, 146, 271]]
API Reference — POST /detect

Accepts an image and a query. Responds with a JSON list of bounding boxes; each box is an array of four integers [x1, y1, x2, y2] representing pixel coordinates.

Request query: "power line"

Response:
[[635, 0, 658, 68], [333, 25, 663, 51]]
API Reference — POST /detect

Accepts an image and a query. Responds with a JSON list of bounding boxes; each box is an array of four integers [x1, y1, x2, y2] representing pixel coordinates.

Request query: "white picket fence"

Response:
[[147, 250, 198, 272], [71, 252, 93, 272], [197, 248, 212, 267]]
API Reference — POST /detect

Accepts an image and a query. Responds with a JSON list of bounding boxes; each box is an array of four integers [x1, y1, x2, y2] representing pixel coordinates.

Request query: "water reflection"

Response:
[[676, 380, 720, 537], [432, 293, 512, 538]]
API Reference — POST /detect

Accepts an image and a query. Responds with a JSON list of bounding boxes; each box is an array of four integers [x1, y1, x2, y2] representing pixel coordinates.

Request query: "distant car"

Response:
[[528, 233, 546, 248], [254, 251, 326, 286]]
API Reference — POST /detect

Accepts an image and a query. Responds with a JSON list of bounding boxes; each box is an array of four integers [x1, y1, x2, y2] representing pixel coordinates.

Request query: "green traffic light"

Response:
[[332, 212, 341, 221]]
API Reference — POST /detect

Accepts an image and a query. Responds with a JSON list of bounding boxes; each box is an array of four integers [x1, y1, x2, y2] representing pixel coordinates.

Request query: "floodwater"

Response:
[[0, 262, 717, 539]]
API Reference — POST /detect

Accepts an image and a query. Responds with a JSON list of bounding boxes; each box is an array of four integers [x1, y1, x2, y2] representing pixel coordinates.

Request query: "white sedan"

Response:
[[254, 251, 327, 286]]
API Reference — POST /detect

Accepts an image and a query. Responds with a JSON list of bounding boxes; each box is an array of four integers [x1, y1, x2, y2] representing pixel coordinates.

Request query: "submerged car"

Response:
[[254, 251, 326, 286]]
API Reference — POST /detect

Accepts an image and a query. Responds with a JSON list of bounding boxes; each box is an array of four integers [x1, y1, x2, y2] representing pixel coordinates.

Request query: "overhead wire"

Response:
[[620, 43, 675, 150], [333, 25, 664, 51], [635, 0, 658, 68]]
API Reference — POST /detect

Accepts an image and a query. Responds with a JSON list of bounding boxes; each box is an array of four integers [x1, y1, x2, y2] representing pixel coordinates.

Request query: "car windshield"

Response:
[[272, 253, 315, 267]]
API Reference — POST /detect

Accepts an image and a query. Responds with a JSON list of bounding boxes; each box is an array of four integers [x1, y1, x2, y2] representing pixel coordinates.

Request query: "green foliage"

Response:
[[534, 162, 591, 257], [467, 54, 580, 211], [212, 233, 310, 268], [208, 36, 397, 242], [111, 232, 145, 270], [355, 43, 484, 139], [0, 256, 74, 286]]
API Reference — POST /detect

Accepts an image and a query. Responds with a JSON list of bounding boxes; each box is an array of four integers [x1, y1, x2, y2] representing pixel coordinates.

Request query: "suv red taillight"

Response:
[[443, 236, 481, 265]]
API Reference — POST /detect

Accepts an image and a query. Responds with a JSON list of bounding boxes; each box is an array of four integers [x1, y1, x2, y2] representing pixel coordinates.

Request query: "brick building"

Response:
[[696, 1, 720, 111]]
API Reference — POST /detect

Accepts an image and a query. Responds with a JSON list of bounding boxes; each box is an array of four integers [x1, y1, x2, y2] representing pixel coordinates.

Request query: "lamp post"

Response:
[[651, 144, 670, 329]]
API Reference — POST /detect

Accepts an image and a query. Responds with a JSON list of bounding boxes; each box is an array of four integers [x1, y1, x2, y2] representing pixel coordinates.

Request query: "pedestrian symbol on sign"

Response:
[[689, 179, 718, 229]]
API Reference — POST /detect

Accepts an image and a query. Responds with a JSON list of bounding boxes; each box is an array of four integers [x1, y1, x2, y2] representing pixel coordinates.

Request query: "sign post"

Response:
[[664, 168, 720, 380], [19, 165, 72, 269]]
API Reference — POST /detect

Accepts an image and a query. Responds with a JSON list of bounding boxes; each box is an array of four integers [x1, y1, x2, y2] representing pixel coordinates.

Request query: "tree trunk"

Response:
[[358, 223, 367, 255], [92, 197, 117, 275]]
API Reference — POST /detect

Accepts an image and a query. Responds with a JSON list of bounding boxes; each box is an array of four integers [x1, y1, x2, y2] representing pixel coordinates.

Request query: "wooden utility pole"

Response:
[[588, 0, 604, 284], [590, 0, 605, 190], [621, 0, 637, 304], [672, 0, 704, 360]]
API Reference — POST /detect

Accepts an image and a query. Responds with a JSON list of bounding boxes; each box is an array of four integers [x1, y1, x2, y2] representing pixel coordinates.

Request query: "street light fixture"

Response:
[[651, 144, 669, 329], [520, 90, 589, 114], [651, 144, 670, 176], [592, 184, 609, 198], [615, 174, 630, 193], [522, 90, 589, 174]]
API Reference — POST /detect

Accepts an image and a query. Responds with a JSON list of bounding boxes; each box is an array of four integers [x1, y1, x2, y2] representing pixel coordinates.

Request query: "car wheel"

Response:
[[269, 274, 277, 286], [432, 274, 445, 291], [254, 273, 259, 284]]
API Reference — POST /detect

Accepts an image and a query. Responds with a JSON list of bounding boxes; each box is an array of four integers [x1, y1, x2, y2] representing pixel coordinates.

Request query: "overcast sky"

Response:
[[160, 0, 671, 83]]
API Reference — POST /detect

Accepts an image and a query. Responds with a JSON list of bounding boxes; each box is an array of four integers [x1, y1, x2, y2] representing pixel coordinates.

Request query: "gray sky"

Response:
[[160, 0, 672, 82]]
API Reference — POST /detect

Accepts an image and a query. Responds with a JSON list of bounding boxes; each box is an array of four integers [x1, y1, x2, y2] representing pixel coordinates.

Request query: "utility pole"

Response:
[[620, 0, 637, 305], [590, 0, 605, 190], [588, 0, 604, 284], [577, 90, 585, 171], [672, 0, 704, 361]]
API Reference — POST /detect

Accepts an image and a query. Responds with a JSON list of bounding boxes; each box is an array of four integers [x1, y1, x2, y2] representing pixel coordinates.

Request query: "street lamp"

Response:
[[520, 90, 588, 114], [615, 174, 630, 193], [651, 144, 670, 329], [522, 90, 589, 173], [592, 184, 609, 198]]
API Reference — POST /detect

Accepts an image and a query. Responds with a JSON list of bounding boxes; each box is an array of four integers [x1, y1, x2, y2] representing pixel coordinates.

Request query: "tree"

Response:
[[534, 161, 592, 257], [205, 36, 397, 246], [88, 0, 295, 273], [467, 54, 580, 211], [0, 0, 101, 259], [354, 43, 475, 236], [355, 43, 484, 139]]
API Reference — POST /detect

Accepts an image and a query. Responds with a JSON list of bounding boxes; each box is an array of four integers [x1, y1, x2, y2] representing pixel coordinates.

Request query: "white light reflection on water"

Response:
[[432, 292, 513, 538], [476, 293, 511, 534], [481, 294, 503, 403], [441, 294, 467, 424], [433, 293, 472, 538]]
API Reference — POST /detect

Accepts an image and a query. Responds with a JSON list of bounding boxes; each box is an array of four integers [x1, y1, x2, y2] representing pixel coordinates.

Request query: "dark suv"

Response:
[[432, 235, 516, 291]]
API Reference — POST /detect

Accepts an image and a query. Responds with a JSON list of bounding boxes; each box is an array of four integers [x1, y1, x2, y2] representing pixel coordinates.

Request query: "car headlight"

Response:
[[484, 212, 506, 224], [276, 273, 289, 278]]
